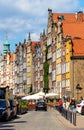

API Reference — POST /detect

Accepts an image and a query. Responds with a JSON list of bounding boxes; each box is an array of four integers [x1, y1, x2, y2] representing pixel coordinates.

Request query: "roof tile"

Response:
[[52, 13, 84, 38], [72, 39, 84, 56]]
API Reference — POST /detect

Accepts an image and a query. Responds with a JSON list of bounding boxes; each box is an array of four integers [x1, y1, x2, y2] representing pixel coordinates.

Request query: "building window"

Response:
[[23, 53, 26, 58], [63, 50, 65, 56], [27, 66, 31, 72], [56, 81, 61, 87], [52, 70, 55, 81], [66, 62, 70, 72], [20, 65, 23, 71], [19, 77, 22, 83], [23, 62, 26, 69], [27, 77, 31, 84], [23, 73, 26, 80], [66, 79, 70, 88], [40, 64, 43, 70], [38, 73, 40, 78], [19, 71, 22, 76], [62, 63, 66, 73], [66, 48, 69, 54], [27, 56, 30, 62], [56, 63, 61, 74], [56, 48, 61, 58], [52, 52, 56, 62], [62, 80, 66, 88]]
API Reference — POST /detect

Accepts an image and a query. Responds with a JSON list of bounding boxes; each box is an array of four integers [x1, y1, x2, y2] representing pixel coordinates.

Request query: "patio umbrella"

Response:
[[45, 92, 59, 98], [22, 95, 40, 100], [35, 91, 45, 96]]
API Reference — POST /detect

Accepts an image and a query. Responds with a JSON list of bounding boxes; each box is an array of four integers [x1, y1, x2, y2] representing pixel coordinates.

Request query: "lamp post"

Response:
[[43, 87, 49, 94], [76, 84, 82, 101]]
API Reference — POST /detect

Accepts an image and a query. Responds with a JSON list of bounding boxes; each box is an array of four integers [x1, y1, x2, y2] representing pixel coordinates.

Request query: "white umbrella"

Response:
[[35, 91, 45, 96], [22, 93, 44, 100], [22, 95, 40, 100], [22, 91, 45, 100], [45, 93, 58, 98]]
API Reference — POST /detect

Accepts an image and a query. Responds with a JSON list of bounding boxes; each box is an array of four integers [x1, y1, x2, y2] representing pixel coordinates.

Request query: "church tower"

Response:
[[3, 31, 10, 56]]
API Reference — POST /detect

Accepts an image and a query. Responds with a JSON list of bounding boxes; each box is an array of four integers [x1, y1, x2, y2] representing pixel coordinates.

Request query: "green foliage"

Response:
[[43, 45, 49, 89], [20, 100, 27, 109]]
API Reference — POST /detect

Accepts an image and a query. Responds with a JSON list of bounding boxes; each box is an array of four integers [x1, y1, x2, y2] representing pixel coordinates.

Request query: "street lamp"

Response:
[[76, 84, 82, 101], [43, 87, 49, 94]]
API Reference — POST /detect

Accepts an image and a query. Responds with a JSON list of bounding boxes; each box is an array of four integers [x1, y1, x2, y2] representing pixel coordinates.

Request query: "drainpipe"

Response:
[[60, 38, 62, 99], [72, 59, 74, 97]]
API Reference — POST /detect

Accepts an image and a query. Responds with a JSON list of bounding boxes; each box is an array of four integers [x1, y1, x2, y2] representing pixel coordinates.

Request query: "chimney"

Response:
[[76, 11, 83, 22]]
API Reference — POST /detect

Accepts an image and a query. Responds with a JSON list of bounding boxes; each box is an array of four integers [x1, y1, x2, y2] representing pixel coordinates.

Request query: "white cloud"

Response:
[[0, 0, 83, 52], [31, 33, 40, 41], [15, 0, 80, 13], [26, 32, 40, 41], [0, 0, 80, 16], [0, 17, 32, 32]]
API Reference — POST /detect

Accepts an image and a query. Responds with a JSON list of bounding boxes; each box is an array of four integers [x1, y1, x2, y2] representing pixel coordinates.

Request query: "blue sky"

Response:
[[0, 0, 84, 54]]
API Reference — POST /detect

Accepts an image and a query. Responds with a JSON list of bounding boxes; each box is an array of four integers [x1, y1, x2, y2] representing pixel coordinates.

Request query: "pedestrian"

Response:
[[62, 99, 66, 109], [14, 97, 19, 114], [69, 99, 76, 111], [58, 98, 63, 113], [65, 98, 70, 110]]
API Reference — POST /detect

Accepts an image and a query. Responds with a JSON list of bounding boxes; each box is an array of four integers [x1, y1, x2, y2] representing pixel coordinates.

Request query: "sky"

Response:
[[0, 0, 84, 54]]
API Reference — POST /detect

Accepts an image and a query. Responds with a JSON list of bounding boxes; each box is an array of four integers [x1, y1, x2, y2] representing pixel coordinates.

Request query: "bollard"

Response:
[[65, 110, 67, 119], [73, 112, 76, 126], [60, 107, 76, 126], [70, 111, 72, 123]]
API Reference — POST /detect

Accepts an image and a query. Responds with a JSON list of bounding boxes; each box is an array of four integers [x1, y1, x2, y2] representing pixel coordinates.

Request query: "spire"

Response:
[[3, 31, 10, 56], [28, 32, 31, 41], [43, 29, 45, 36], [28, 32, 31, 46]]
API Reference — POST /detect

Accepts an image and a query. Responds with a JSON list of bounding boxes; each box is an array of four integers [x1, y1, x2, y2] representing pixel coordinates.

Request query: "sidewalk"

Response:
[[51, 107, 84, 129], [76, 113, 84, 128]]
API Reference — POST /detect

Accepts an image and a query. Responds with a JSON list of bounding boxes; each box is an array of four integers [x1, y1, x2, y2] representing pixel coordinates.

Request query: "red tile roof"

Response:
[[10, 53, 15, 61], [4, 53, 15, 61], [31, 41, 40, 51], [52, 13, 84, 38], [72, 38, 84, 56]]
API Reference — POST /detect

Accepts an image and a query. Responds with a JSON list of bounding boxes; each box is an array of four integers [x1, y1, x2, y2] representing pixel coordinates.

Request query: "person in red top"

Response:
[[58, 98, 63, 113]]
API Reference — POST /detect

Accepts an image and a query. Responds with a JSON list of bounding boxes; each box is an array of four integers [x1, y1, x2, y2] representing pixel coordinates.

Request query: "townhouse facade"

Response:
[[46, 9, 57, 93], [26, 33, 33, 94], [14, 33, 41, 96], [46, 9, 84, 99], [0, 53, 15, 98], [14, 37, 33, 97]]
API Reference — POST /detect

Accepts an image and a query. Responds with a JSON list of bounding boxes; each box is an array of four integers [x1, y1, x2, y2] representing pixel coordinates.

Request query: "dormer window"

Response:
[[57, 15, 65, 21]]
